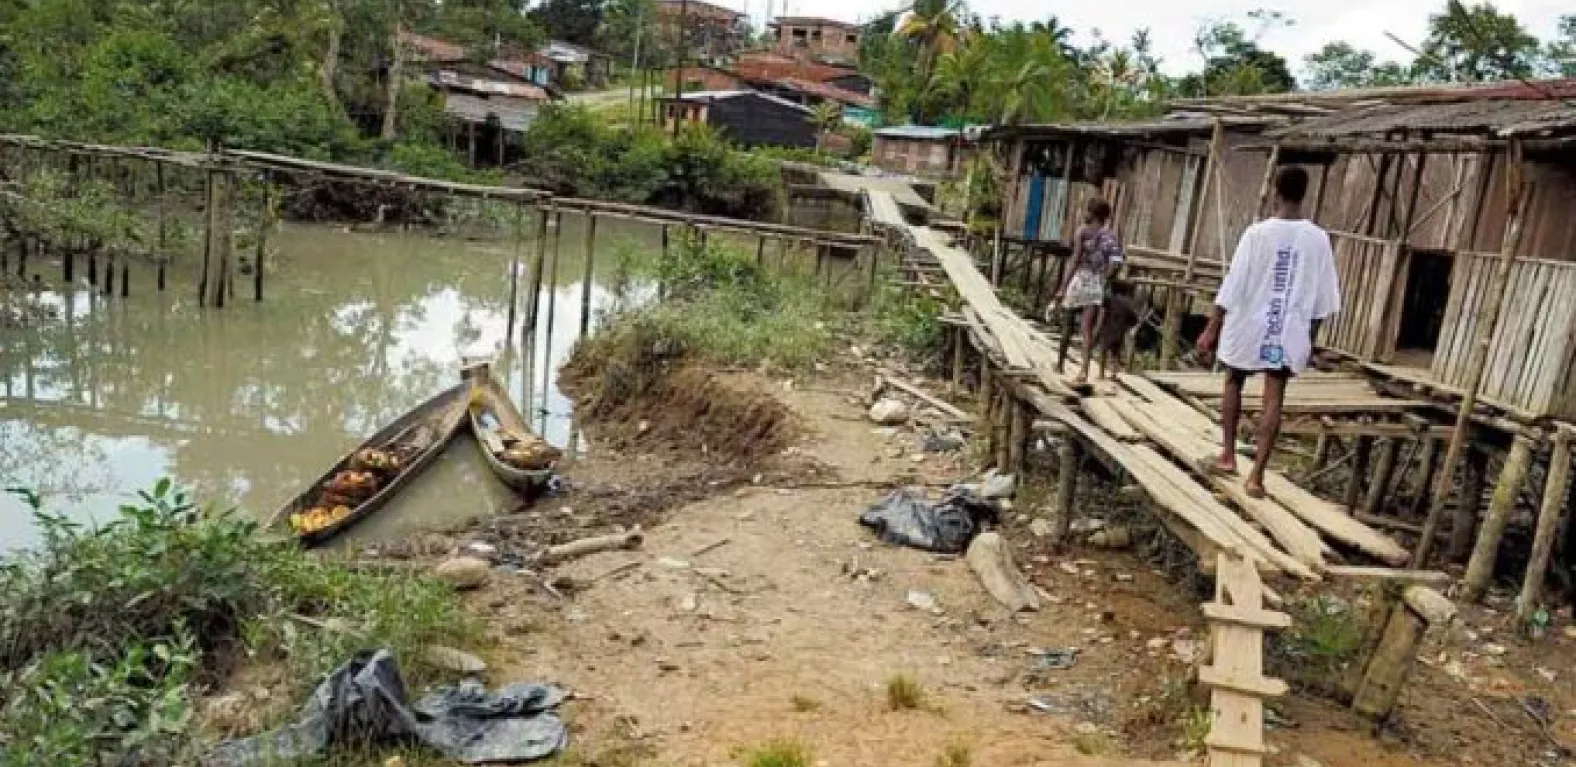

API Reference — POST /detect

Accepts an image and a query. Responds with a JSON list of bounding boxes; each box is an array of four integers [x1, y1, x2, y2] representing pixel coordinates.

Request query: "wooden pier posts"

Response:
[[1200, 551, 1289, 767], [199, 168, 236, 309], [1517, 429, 1573, 622], [1462, 431, 1536, 602], [1361, 438, 1401, 516], [579, 213, 597, 337], [1447, 447, 1488, 562], [1052, 430, 1079, 546], [1344, 435, 1373, 510], [1349, 585, 1455, 720], [505, 203, 525, 344], [523, 207, 551, 336], [254, 182, 275, 302]]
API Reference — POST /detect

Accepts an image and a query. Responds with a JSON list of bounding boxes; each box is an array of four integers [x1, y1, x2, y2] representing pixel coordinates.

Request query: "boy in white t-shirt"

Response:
[[1195, 166, 1342, 498]]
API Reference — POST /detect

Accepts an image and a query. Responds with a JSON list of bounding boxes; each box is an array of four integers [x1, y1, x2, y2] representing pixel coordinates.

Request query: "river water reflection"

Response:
[[0, 215, 658, 550]]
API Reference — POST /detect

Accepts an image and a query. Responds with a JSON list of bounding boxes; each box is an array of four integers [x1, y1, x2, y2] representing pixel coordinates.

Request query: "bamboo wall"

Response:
[[1432, 253, 1576, 418], [1317, 232, 1397, 360]]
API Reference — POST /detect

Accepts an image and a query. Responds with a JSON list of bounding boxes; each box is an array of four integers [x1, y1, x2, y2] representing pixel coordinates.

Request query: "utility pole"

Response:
[[628, 4, 644, 115], [672, 0, 689, 137]]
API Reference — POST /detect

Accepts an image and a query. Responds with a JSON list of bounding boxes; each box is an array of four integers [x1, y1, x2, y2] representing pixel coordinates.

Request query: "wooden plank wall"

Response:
[[1318, 231, 1394, 359], [1432, 253, 1576, 418]]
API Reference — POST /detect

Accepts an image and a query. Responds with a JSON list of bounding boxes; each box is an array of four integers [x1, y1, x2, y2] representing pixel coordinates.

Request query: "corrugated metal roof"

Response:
[[443, 93, 540, 132], [875, 125, 960, 140], [663, 89, 814, 114], [1268, 99, 1576, 140], [982, 115, 1282, 142], [765, 77, 875, 109], [430, 72, 549, 101]]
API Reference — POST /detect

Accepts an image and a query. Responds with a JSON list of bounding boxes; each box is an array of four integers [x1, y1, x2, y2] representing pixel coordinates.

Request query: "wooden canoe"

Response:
[[462, 362, 558, 493], [267, 382, 470, 546]]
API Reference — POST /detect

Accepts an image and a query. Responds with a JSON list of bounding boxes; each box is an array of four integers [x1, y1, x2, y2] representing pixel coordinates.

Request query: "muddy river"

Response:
[[0, 216, 661, 550]]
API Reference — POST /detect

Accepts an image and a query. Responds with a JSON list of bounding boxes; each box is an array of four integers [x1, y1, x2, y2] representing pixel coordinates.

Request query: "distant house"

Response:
[[401, 32, 554, 166], [747, 77, 879, 128], [655, 0, 748, 63], [824, 71, 874, 96], [538, 40, 612, 89], [770, 16, 862, 64], [658, 90, 817, 149], [871, 125, 974, 177], [665, 65, 748, 94]]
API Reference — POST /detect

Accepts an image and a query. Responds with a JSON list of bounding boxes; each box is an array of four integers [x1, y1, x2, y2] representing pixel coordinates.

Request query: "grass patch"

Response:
[[736, 739, 812, 767], [0, 482, 474, 765], [1272, 594, 1365, 694], [1071, 730, 1116, 756], [936, 741, 973, 767], [789, 694, 822, 713], [886, 673, 926, 711]]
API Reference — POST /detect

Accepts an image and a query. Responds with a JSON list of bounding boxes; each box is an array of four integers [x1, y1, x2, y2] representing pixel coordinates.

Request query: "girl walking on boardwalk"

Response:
[[1052, 197, 1124, 384]]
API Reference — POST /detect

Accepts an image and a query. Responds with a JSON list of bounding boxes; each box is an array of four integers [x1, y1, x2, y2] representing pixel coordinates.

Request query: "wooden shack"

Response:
[[657, 90, 818, 149]]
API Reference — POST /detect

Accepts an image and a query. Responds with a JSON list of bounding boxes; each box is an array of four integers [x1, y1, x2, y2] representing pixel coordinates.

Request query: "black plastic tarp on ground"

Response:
[[206, 649, 568, 766]]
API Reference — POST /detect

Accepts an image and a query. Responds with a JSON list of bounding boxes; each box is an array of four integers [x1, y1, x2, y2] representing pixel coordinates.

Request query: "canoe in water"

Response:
[[462, 362, 559, 493], [267, 382, 470, 546]]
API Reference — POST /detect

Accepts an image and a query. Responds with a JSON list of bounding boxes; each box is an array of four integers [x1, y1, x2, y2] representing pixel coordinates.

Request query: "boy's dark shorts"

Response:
[[1225, 365, 1294, 385]]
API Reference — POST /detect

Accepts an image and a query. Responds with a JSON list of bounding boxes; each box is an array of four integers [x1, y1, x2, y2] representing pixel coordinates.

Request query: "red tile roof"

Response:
[[401, 32, 468, 63]]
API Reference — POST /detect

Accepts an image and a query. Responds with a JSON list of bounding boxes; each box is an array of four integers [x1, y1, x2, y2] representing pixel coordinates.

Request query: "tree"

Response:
[[1416, 1, 1542, 82], [896, 0, 964, 84], [808, 102, 842, 155], [1187, 18, 1297, 96], [1304, 42, 1413, 90], [1547, 15, 1576, 77], [530, 0, 603, 47]]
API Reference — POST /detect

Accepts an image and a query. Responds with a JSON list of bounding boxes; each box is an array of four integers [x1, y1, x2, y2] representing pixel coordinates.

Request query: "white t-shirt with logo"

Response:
[[1213, 218, 1342, 374]]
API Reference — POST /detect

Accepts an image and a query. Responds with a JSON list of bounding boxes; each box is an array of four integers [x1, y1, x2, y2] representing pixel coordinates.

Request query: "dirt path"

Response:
[[458, 370, 1538, 767]]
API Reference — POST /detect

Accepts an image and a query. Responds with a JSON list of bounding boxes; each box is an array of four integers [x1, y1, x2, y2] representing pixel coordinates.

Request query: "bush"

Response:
[[0, 482, 473, 764], [515, 105, 783, 219]]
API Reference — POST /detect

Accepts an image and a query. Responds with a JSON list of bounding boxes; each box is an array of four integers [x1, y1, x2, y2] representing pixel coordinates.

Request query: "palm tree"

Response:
[[927, 32, 988, 121], [809, 101, 843, 155], [896, 0, 964, 85]]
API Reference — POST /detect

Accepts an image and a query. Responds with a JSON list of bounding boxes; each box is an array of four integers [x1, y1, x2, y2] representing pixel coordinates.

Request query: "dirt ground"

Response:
[[421, 359, 1575, 767]]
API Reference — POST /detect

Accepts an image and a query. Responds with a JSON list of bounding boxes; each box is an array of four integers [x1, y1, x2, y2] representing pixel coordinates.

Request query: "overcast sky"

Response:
[[739, 0, 1569, 78]]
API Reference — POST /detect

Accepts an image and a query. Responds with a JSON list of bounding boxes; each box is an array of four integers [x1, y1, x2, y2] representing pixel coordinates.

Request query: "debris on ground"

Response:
[[956, 469, 1015, 500], [424, 645, 488, 675], [1028, 518, 1054, 538], [906, 589, 939, 612], [965, 532, 1040, 612], [858, 487, 999, 553], [207, 649, 567, 766], [435, 556, 493, 590], [868, 398, 910, 425], [1028, 647, 1081, 671], [921, 427, 967, 453]]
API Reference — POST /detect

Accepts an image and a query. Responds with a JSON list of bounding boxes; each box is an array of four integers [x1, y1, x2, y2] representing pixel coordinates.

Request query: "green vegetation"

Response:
[[936, 741, 973, 767], [737, 739, 812, 767], [0, 481, 472, 765], [517, 106, 782, 219], [1071, 729, 1116, 756], [885, 673, 926, 711], [1273, 594, 1366, 694], [789, 694, 822, 713]]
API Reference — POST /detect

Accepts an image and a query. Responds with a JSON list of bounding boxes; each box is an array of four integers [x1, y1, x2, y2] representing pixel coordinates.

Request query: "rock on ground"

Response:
[[434, 556, 492, 590], [868, 398, 910, 425]]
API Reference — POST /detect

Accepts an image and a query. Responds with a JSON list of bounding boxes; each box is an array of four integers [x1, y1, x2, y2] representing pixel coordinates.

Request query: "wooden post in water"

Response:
[[155, 163, 167, 292], [206, 170, 236, 309], [199, 169, 214, 307], [119, 257, 128, 298], [524, 206, 552, 335], [62, 248, 73, 284], [505, 203, 524, 344], [542, 208, 562, 350], [1462, 431, 1537, 602], [1414, 140, 1528, 568], [1518, 429, 1573, 621], [103, 254, 114, 296], [659, 224, 670, 299], [255, 182, 275, 302], [88, 251, 98, 288], [579, 212, 597, 337]]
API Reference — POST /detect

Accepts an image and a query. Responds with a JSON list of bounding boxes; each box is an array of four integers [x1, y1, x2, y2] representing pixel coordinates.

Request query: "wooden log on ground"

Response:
[[1517, 432, 1573, 621], [537, 528, 644, 565], [1462, 432, 1536, 602], [1324, 565, 1451, 585], [880, 375, 970, 420], [965, 531, 1040, 612]]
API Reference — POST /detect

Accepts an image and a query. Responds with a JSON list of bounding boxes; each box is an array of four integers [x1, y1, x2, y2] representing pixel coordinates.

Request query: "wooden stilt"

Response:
[[1516, 430, 1573, 622], [950, 326, 966, 394], [211, 171, 234, 309], [1052, 429, 1078, 545], [88, 252, 98, 287], [1008, 396, 1029, 474], [1312, 428, 1333, 473], [1407, 437, 1440, 520], [1344, 435, 1374, 510], [1448, 447, 1488, 562], [254, 183, 274, 302], [119, 259, 128, 298], [467, 122, 477, 168], [155, 163, 167, 292], [505, 204, 524, 344], [1414, 140, 1529, 568], [542, 209, 562, 346], [755, 234, 766, 266], [993, 389, 1010, 470], [1351, 586, 1455, 719], [1159, 289, 1181, 368], [1362, 438, 1401, 516], [103, 254, 114, 296], [62, 249, 72, 284], [578, 213, 597, 337], [524, 207, 551, 333], [658, 224, 670, 298], [1462, 432, 1536, 602], [979, 362, 995, 423]]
